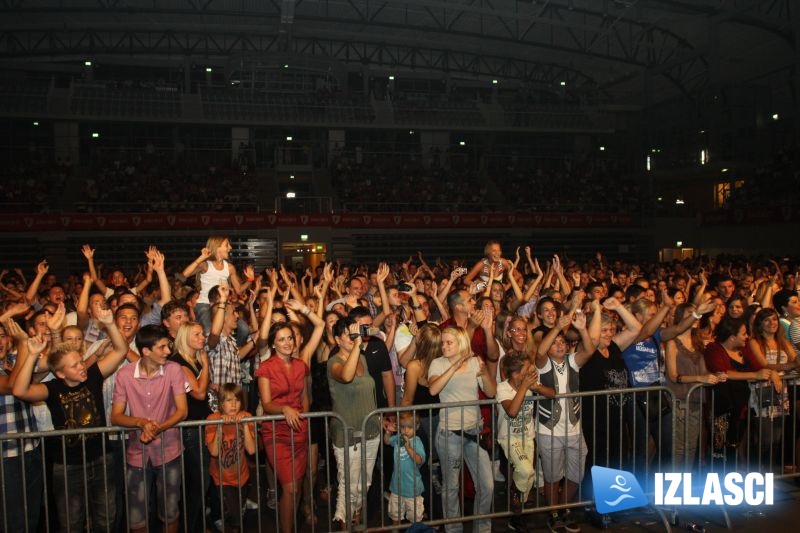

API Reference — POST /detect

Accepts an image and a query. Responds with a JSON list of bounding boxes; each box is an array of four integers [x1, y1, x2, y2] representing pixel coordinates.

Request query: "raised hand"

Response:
[[2, 318, 28, 341], [27, 334, 47, 357], [81, 244, 95, 260], [217, 283, 230, 303], [602, 297, 622, 311], [557, 314, 572, 330], [552, 254, 563, 273], [468, 309, 486, 329], [95, 307, 114, 325], [199, 247, 212, 261], [242, 265, 255, 281], [284, 299, 304, 313], [696, 299, 718, 315], [46, 303, 66, 331], [376, 262, 390, 285], [571, 311, 587, 330], [36, 260, 49, 276]]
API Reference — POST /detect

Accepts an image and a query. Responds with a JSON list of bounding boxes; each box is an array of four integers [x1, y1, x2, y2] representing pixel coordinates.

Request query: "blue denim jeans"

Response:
[[436, 427, 493, 533], [180, 427, 211, 532], [0, 446, 43, 533], [633, 396, 673, 491], [52, 454, 116, 532]]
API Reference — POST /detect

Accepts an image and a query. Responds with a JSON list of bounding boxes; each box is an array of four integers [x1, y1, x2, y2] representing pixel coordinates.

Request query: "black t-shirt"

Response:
[[44, 363, 106, 464], [170, 354, 212, 421], [330, 336, 393, 409]]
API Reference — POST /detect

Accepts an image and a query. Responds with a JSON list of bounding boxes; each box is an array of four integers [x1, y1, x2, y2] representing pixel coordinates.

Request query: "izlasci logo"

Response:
[[592, 466, 649, 514]]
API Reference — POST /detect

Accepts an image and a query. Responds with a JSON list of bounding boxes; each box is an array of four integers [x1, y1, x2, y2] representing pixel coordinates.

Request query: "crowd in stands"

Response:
[[330, 153, 491, 212], [0, 156, 72, 212], [78, 150, 258, 213], [723, 148, 800, 209], [1, 235, 799, 532], [491, 158, 642, 212]]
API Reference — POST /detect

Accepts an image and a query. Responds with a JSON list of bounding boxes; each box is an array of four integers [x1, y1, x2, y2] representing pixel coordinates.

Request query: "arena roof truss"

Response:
[[0, 0, 794, 105]]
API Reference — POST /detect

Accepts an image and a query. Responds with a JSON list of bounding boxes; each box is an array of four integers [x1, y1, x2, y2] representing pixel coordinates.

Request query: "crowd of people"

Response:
[[1, 238, 799, 533], [79, 154, 258, 212], [490, 159, 642, 213], [330, 154, 490, 212]]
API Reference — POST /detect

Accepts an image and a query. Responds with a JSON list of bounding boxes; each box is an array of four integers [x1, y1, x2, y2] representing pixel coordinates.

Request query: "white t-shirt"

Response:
[[537, 354, 581, 437], [428, 356, 486, 431], [496, 380, 535, 441]]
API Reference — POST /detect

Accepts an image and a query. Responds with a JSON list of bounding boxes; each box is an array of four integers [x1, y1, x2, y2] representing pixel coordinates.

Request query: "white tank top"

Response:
[[198, 259, 230, 304]]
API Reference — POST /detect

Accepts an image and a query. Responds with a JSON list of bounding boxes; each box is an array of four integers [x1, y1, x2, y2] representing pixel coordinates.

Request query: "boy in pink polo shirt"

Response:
[[111, 325, 188, 533]]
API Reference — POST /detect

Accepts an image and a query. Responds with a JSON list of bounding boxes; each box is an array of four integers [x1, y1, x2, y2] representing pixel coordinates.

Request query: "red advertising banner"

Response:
[[0, 212, 636, 232]]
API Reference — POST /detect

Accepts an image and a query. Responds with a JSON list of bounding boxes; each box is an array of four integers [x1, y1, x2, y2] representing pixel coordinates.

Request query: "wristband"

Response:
[[302, 306, 310, 315], [691, 311, 702, 320]]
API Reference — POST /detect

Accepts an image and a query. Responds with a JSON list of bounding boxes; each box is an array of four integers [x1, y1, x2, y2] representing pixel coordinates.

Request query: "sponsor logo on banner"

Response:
[[534, 215, 542, 224], [480, 215, 488, 224], [452, 215, 460, 224], [592, 466, 649, 514], [508, 215, 515, 224], [332, 215, 341, 224], [24, 217, 34, 228], [132, 216, 141, 226], [300, 215, 309, 224], [423, 215, 431, 224], [268, 215, 276, 225], [97, 216, 106, 227], [362, 215, 371, 224], [167, 215, 176, 226], [393, 215, 402, 225], [234, 215, 243, 225], [61, 217, 70, 227]]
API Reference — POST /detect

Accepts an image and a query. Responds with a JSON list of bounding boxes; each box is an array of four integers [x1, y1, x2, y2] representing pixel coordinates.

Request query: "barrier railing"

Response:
[[2, 378, 798, 532]]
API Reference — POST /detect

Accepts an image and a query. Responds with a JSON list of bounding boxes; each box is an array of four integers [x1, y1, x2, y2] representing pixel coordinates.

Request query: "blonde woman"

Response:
[[428, 326, 496, 533], [170, 321, 212, 532]]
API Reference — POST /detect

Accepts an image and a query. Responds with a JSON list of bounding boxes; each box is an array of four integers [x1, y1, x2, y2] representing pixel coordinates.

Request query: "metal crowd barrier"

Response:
[[2, 378, 798, 533]]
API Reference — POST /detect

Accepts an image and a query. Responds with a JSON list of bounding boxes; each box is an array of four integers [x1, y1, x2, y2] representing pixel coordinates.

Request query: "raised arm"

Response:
[[536, 314, 572, 368], [604, 297, 643, 350], [24, 260, 48, 305], [285, 299, 325, 368], [75, 272, 93, 330], [12, 335, 49, 402], [148, 247, 172, 306], [328, 331, 362, 384], [182, 246, 211, 278], [661, 299, 717, 342], [571, 311, 598, 368], [373, 262, 392, 329], [95, 308, 131, 378], [463, 259, 485, 287], [206, 284, 230, 350], [81, 245, 106, 294]]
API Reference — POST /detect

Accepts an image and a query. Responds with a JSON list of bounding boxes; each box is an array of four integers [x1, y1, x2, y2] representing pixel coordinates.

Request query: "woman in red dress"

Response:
[[256, 323, 310, 533]]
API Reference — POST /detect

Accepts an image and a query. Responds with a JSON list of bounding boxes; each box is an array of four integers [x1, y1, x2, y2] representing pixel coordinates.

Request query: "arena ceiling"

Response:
[[0, 0, 796, 106]]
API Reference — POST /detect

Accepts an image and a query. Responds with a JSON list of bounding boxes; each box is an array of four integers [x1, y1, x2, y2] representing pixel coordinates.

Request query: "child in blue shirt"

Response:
[[384, 411, 426, 525]]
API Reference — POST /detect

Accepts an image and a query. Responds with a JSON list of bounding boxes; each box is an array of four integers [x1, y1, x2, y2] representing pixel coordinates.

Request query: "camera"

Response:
[[349, 325, 380, 339], [454, 267, 467, 277]]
